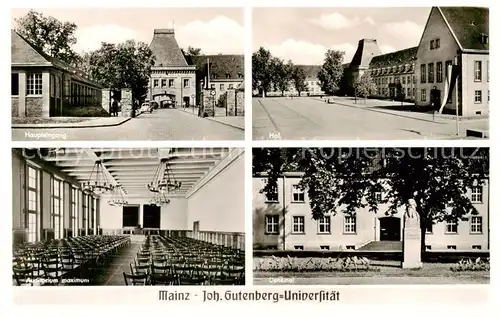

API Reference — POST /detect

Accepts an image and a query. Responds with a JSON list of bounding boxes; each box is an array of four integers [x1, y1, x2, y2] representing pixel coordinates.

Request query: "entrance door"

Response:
[[431, 89, 441, 109], [183, 96, 190, 107], [379, 217, 401, 241]]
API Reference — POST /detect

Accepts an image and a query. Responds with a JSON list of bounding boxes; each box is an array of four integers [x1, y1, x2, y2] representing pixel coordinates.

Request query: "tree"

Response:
[[14, 10, 79, 65], [317, 50, 345, 96], [185, 46, 202, 56], [252, 47, 274, 97], [291, 66, 307, 96], [354, 73, 377, 103], [254, 147, 489, 258], [270, 58, 292, 96], [86, 40, 155, 100]]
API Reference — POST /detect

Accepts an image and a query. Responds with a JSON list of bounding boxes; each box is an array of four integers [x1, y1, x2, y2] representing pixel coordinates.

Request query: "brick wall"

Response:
[[236, 90, 245, 116], [26, 97, 43, 117], [12, 98, 19, 117]]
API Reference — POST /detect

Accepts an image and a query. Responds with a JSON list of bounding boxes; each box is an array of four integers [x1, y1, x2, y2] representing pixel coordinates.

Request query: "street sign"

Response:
[[191, 94, 195, 98], [210, 90, 216, 96]]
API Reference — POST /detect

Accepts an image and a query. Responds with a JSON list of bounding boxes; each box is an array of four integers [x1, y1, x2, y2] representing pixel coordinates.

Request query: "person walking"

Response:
[[111, 98, 119, 116]]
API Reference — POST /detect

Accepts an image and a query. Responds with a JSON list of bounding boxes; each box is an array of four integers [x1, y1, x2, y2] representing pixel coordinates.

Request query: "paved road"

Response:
[[254, 276, 489, 285], [253, 97, 488, 140], [12, 108, 244, 141]]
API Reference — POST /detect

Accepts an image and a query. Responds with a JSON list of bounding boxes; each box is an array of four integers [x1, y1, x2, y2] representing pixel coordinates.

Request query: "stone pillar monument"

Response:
[[102, 88, 110, 114], [121, 88, 133, 117], [200, 89, 215, 117], [402, 199, 422, 269], [226, 89, 236, 116], [236, 89, 245, 116]]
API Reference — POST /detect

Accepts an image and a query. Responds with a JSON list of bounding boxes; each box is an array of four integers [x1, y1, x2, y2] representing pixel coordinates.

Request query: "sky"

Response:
[[253, 7, 431, 65], [11, 8, 244, 54]]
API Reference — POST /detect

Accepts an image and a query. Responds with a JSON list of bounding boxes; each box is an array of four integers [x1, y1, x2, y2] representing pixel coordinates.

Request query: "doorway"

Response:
[[379, 217, 401, 241], [183, 96, 190, 107], [431, 88, 441, 109]]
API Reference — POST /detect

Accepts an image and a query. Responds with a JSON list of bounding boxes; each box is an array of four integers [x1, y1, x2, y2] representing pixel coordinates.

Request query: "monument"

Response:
[[402, 198, 423, 268]]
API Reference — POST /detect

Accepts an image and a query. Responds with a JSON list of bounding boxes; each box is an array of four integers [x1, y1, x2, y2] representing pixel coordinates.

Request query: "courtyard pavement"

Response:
[[253, 97, 489, 140], [12, 108, 244, 141], [178, 107, 245, 130]]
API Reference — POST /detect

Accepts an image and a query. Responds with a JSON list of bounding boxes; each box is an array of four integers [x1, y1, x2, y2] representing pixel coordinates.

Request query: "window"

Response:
[[474, 90, 482, 104], [320, 245, 330, 250], [294, 245, 304, 250], [407, 87, 410, 97], [168, 79, 174, 88], [82, 194, 87, 235], [71, 188, 78, 236], [421, 89, 427, 102], [425, 245, 432, 250], [402, 76, 406, 84], [153, 79, 159, 88], [413, 88, 416, 98], [183, 79, 189, 88], [292, 216, 305, 234], [420, 64, 426, 83], [265, 186, 279, 202], [12, 73, 19, 96], [436, 62, 443, 83], [346, 245, 355, 250], [474, 61, 482, 81], [472, 245, 482, 250], [430, 40, 434, 50], [220, 84, 224, 91], [447, 245, 457, 250], [445, 220, 458, 234], [373, 192, 383, 203], [435, 38, 440, 48], [344, 216, 356, 234], [318, 216, 331, 234], [161, 79, 166, 88], [488, 90, 490, 102], [26, 165, 39, 243], [471, 186, 483, 203], [210, 84, 215, 89], [265, 215, 279, 234], [228, 84, 234, 89], [27, 73, 42, 95], [470, 216, 483, 233], [428, 63, 434, 83], [480, 34, 488, 45], [52, 177, 63, 239], [292, 185, 305, 202]]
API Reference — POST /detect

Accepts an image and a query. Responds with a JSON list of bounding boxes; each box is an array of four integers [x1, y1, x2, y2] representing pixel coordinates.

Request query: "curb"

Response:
[[178, 108, 244, 131], [12, 117, 132, 129], [314, 98, 447, 124]]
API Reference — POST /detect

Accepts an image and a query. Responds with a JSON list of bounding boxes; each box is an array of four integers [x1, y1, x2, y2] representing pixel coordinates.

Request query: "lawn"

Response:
[[12, 117, 92, 125]]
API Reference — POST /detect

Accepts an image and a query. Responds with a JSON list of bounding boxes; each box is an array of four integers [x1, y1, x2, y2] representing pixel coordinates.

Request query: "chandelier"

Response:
[[149, 191, 170, 206], [147, 158, 182, 193], [83, 159, 114, 195], [107, 185, 128, 206]]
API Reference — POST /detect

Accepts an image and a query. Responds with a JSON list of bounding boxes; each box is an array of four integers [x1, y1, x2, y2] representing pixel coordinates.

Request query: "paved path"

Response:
[[253, 97, 488, 140], [12, 108, 244, 141]]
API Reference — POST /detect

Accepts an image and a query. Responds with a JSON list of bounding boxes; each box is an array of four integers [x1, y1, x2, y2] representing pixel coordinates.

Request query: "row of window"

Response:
[[289, 244, 484, 251], [153, 78, 190, 89], [266, 185, 484, 204], [420, 60, 489, 84], [375, 75, 417, 86], [369, 64, 414, 76], [265, 214, 484, 235], [212, 73, 243, 79], [419, 88, 489, 104], [25, 165, 97, 243]]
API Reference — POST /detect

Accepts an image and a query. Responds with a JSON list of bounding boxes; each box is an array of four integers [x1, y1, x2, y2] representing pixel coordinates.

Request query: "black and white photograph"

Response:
[[11, 8, 244, 141], [252, 7, 489, 140], [12, 147, 245, 286], [253, 147, 489, 285]]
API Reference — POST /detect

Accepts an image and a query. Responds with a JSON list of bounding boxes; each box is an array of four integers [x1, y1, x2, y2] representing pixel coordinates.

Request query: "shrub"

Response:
[[450, 257, 490, 272], [254, 256, 379, 272]]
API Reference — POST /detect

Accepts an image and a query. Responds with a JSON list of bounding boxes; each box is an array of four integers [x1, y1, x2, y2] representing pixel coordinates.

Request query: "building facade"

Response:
[[253, 173, 489, 251], [11, 31, 102, 118], [366, 47, 417, 101], [148, 29, 197, 107], [414, 7, 489, 116], [187, 54, 244, 103]]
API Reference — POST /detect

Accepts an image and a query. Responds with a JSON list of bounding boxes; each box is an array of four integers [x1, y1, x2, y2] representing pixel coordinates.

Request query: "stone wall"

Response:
[[26, 97, 43, 117], [120, 88, 133, 117], [236, 89, 245, 116], [201, 89, 215, 117], [12, 98, 19, 117], [102, 89, 110, 113], [226, 89, 236, 116]]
